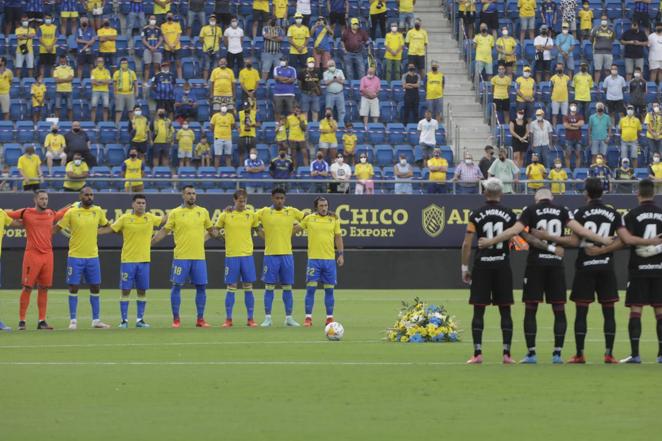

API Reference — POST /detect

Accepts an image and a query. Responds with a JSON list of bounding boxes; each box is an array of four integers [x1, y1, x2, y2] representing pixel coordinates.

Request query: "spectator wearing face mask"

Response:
[[649, 153, 662, 193], [161, 12, 183, 78], [262, 18, 285, 81], [480, 0, 499, 38], [154, 0, 174, 25], [563, 103, 584, 169], [487, 147, 519, 194], [591, 16, 615, 82], [648, 24, 662, 84], [287, 13, 310, 71], [384, 22, 405, 82], [210, 105, 235, 167], [426, 62, 445, 122], [176, 121, 196, 167], [555, 23, 576, 78], [311, 17, 333, 69], [18, 145, 43, 192], [270, 150, 294, 188], [174, 81, 198, 121], [329, 153, 352, 194], [38, 14, 58, 77], [76, 16, 97, 79], [287, 106, 309, 166], [195, 134, 212, 167], [98, 18, 118, 69], [299, 57, 322, 122], [559, 0, 578, 36], [496, 26, 517, 77], [473, 23, 494, 80], [355, 153, 375, 194], [589, 154, 612, 192], [417, 110, 439, 165], [224, 17, 245, 75], [402, 63, 421, 124], [141, 15, 164, 83], [310, 152, 330, 193], [150, 109, 175, 167], [578, 1, 593, 42], [0, 57, 12, 120], [491, 64, 511, 124], [509, 109, 529, 168], [342, 122, 357, 165], [275, 115, 289, 152], [629, 67, 648, 118], [518, 0, 536, 42], [530, 109, 553, 167], [113, 58, 138, 124], [549, 158, 568, 194], [359, 67, 381, 128], [426, 146, 448, 193], [15, 15, 36, 79], [273, 57, 298, 121], [126, 0, 147, 37], [458, 0, 477, 40], [394, 154, 413, 194], [619, 105, 642, 168], [239, 102, 260, 165], [199, 15, 222, 80], [645, 103, 662, 154], [151, 62, 177, 118], [602, 64, 626, 125], [323, 60, 346, 127], [64, 122, 95, 165], [123, 147, 145, 193], [550, 63, 570, 127], [63, 153, 89, 191], [515, 65, 535, 118], [252, 0, 269, 39], [525, 152, 546, 192], [588, 102, 611, 163], [341, 18, 369, 80], [621, 21, 647, 81], [572, 62, 593, 118], [479, 145, 496, 179], [90, 57, 112, 123], [453, 153, 483, 194], [244, 148, 266, 193], [614, 157, 635, 194], [534, 25, 554, 82], [369, 0, 387, 39], [44, 125, 67, 173], [239, 58, 260, 104], [210, 58, 236, 114], [129, 105, 150, 157], [319, 108, 338, 162]]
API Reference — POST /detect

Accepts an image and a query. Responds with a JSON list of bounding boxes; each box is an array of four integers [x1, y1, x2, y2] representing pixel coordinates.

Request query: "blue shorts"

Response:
[[306, 259, 337, 286], [225, 256, 257, 285], [262, 255, 295, 285], [120, 262, 150, 291], [170, 259, 208, 286], [67, 257, 101, 286]]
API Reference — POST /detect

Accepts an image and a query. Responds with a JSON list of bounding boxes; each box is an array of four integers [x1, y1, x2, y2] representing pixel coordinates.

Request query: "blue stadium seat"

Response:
[[366, 123, 385, 144], [98, 122, 118, 144], [3, 144, 22, 166], [375, 144, 394, 167], [0, 121, 14, 143], [106, 144, 126, 166], [90, 166, 112, 190], [151, 166, 173, 190], [197, 166, 218, 189], [386, 123, 406, 145], [16, 121, 34, 143], [80, 122, 97, 143], [395, 145, 415, 164]]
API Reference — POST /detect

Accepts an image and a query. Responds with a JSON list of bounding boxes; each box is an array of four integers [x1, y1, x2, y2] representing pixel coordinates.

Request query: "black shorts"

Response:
[[469, 266, 514, 306], [23, 183, 40, 192], [408, 54, 425, 70], [480, 11, 499, 31], [152, 142, 170, 158], [131, 141, 148, 154], [252, 9, 268, 23], [633, 11, 651, 29], [289, 140, 307, 151], [77, 51, 95, 66], [535, 59, 550, 73], [156, 99, 175, 114], [330, 12, 346, 26], [606, 100, 623, 115], [523, 265, 567, 304], [5, 7, 23, 25], [39, 53, 56, 67], [570, 270, 619, 304], [494, 98, 510, 112], [163, 50, 181, 62], [238, 136, 256, 153], [625, 277, 662, 307], [460, 12, 475, 29]]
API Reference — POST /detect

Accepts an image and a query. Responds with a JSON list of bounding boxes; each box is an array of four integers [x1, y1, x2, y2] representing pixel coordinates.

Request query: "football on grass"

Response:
[[325, 322, 344, 341]]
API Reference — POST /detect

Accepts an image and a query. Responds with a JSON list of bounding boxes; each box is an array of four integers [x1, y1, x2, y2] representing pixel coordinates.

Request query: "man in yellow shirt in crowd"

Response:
[[319, 108, 339, 161], [426, 61, 445, 122], [122, 147, 145, 192], [38, 13, 58, 77], [406, 18, 428, 77], [355, 152, 375, 194], [252, 0, 270, 39], [399, 0, 416, 31], [53, 56, 74, 120], [209, 58, 236, 113], [578, 1, 594, 41], [473, 23, 494, 80], [0, 56, 13, 119], [550, 62, 570, 126], [151, 108, 174, 167], [210, 106, 235, 167], [90, 57, 112, 122], [17, 145, 42, 191], [496, 25, 518, 76], [199, 14, 223, 79], [129, 105, 150, 156], [491, 64, 512, 124], [153, 0, 173, 24], [44, 124, 67, 172], [274, 0, 289, 27], [516, 65, 535, 117], [239, 58, 260, 104], [427, 147, 448, 193], [15, 15, 36, 78], [549, 158, 568, 194], [97, 19, 118, 68], [518, 0, 537, 42], [176, 121, 196, 167], [113, 57, 138, 124], [287, 105, 308, 165], [161, 12, 183, 78], [526, 152, 546, 192], [620, 105, 642, 167], [572, 62, 593, 118], [384, 21, 404, 82], [287, 12, 310, 70], [31, 73, 47, 123], [238, 101, 259, 164], [644, 103, 662, 154], [64, 153, 90, 192]]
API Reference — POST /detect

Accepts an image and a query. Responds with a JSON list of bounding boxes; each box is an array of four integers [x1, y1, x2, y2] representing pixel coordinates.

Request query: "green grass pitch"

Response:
[[0, 289, 659, 440]]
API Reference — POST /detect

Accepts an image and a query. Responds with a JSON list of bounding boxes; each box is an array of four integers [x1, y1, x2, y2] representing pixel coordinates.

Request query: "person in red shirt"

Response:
[[8, 190, 69, 330]]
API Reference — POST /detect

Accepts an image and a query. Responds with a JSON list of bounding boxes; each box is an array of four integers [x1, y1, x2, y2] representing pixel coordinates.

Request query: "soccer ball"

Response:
[[324, 322, 344, 341]]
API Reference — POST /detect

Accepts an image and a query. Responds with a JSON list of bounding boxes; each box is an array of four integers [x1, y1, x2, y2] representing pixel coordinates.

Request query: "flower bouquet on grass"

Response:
[[387, 297, 460, 343]]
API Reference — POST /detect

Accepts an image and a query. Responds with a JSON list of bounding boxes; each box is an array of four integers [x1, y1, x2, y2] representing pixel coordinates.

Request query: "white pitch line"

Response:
[[0, 360, 660, 366]]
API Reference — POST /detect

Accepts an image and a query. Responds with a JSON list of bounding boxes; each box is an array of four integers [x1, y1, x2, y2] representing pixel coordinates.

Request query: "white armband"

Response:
[[461, 265, 469, 273]]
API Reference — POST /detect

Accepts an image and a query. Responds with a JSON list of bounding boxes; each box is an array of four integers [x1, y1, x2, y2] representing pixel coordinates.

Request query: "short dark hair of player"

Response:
[[584, 177, 604, 199], [272, 187, 286, 196], [233, 188, 248, 200], [638, 179, 655, 199], [34, 189, 47, 197], [313, 196, 328, 209], [132, 194, 146, 202], [182, 185, 195, 193]]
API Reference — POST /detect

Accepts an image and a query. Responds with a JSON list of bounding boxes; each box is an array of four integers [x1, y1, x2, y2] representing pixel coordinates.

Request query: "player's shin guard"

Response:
[[656, 313, 662, 357], [305, 283, 316, 316], [89, 294, 101, 321], [19, 288, 31, 321], [264, 285, 275, 315], [552, 304, 567, 353], [574, 304, 589, 356], [524, 303, 538, 355], [628, 311, 642, 357], [136, 297, 146, 320], [195, 285, 206, 319], [282, 285, 294, 316], [244, 290, 254, 320], [323, 285, 334, 317], [471, 305, 486, 355], [602, 303, 616, 356], [499, 306, 513, 355], [37, 288, 48, 321], [120, 295, 130, 322], [170, 284, 182, 319], [68, 293, 78, 320], [225, 288, 236, 319]]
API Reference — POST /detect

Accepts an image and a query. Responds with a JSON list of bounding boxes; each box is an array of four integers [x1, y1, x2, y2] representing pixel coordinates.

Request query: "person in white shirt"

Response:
[[533, 25, 554, 82], [224, 18, 244, 75], [649, 25, 662, 84], [329, 153, 352, 193], [394, 154, 413, 194], [296, 0, 312, 26], [417, 109, 438, 164]]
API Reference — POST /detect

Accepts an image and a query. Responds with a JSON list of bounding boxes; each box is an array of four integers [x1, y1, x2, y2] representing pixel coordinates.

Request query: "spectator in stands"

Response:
[[530, 108, 553, 167], [629, 67, 648, 118], [329, 153, 352, 194], [369, 0, 387, 39], [129, 105, 150, 157], [633, 0, 652, 33], [399, 0, 415, 31], [359, 67, 381, 128], [453, 152, 483, 194], [473, 23, 494, 80], [515, 65, 535, 118], [614, 157, 635, 194], [176, 121, 195, 167], [355, 152, 375, 194], [479, 145, 495, 179], [645, 103, 662, 154], [648, 24, 662, 85], [311, 17, 333, 69], [262, 17, 285, 80], [518, 0, 536, 43], [491, 64, 511, 124], [621, 21, 647, 81], [126, 0, 146, 37], [38, 13, 58, 77], [151, 61, 176, 118], [195, 134, 212, 167], [123, 147, 145, 193], [603, 64, 626, 125], [322, 60, 346, 126], [534, 25, 554, 82], [187, 0, 207, 37], [141, 15, 164, 83], [251, 1, 268, 39], [199, 14, 222, 80], [210, 58, 236, 114], [161, 12, 183, 78], [287, 13, 310, 71], [578, 1, 593, 41], [418, 110, 438, 165], [384, 21, 405, 82], [591, 16, 615, 82], [273, 57, 297, 121], [299, 57, 322, 122], [496, 25, 517, 76], [0, 57, 11, 121], [225, 17, 246, 75], [60, 1, 80, 36], [98, 18, 118, 69], [310, 151, 329, 193], [4, 0, 22, 36], [244, 148, 266, 193], [44, 124, 67, 173], [76, 16, 97, 80], [406, 18, 428, 78], [402, 63, 420, 124], [90, 57, 112, 123], [488, 147, 519, 194], [549, 158, 568, 194], [296, 0, 313, 26], [619, 105, 642, 168], [329, 0, 349, 34], [239, 101, 259, 165], [151, 108, 174, 167], [555, 23, 576, 78], [559, 0, 577, 36], [426, 62, 445, 122], [64, 153, 89, 192], [239, 57, 260, 104], [550, 62, 570, 126], [342, 122, 357, 165], [18, 145, 42, 192], [510, 109, 529, 168], [540, 0, 557, 32], [458, 0, 476, 39], [480, 0, 499, 38], [589, 153, 612, 191], [52, 56, 72, 121], [319, 108, 339, 162], [588, 102, 611, 163], [154, 0, 173, 25], [269, 149, 294, 187], [275, 115, 289, 152], [287, 105, 309, 166], [572, 62, 593, 118], [649, 153, 662, 193], [174, 81, 198, 121], [426, 148, 447, 194], [113, 58, 138, 124], [15, 15, 36, 78], [30, 74, 47, 124], [394, 154, 413, 194], [341, 18, 368, 81], [563, 103, 584, 168], [526, 152, 546, 192], [215, 0, 233, 28], [210, 105, 234, 167]]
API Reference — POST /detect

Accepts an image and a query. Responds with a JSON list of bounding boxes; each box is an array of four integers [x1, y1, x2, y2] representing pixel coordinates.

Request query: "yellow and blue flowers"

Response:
[[387, 297, 460, 343]]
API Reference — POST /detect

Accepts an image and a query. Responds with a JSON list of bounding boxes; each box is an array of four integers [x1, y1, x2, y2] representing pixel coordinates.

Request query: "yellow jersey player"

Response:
[[152, 186, 214, 328]]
